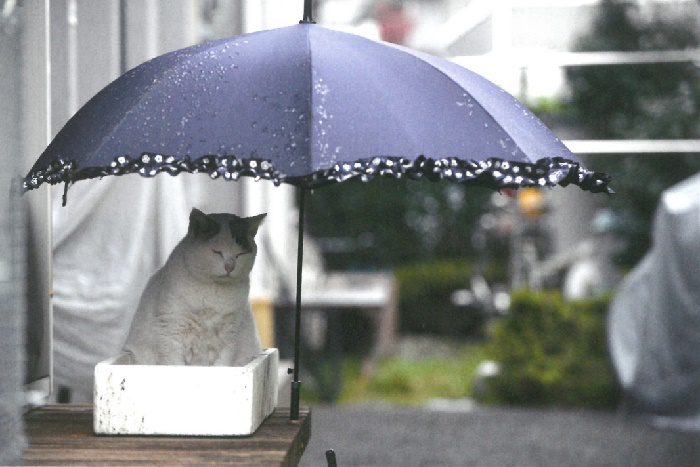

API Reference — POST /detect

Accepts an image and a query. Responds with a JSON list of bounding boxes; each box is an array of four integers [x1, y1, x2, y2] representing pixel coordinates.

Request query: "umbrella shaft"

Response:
[[291, 188, 306, 420], [301, 0, 314, 23]]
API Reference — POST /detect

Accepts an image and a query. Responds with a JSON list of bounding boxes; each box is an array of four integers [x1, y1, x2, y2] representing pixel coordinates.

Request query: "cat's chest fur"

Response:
[[177, 307, 235, 365], [165, 279, 249, 364]]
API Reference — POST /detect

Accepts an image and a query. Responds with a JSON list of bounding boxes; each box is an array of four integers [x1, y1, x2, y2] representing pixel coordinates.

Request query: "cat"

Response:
[[122, 208, 266, 366]]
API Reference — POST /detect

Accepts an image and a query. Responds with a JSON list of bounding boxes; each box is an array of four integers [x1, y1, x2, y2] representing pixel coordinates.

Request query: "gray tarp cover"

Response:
[[608, 172, 700, 431]]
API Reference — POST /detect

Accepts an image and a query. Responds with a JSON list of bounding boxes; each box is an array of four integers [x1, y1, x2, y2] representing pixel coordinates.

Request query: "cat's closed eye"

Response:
[[212, 249, 223, 257]]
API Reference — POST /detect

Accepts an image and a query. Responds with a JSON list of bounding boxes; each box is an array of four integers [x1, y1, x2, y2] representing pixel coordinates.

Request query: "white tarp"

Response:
[[52, 175, 243, 403], [608, 172, 700, 431]]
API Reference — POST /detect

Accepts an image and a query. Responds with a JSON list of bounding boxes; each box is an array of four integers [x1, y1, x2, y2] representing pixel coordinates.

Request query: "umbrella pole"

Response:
[[300, 0, 314, 24], [290, 187, 306, 421]]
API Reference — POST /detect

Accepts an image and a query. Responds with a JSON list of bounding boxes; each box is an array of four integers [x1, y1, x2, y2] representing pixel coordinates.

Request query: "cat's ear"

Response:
[[247, 213, 267, 236], [188, 208, 220, 240]]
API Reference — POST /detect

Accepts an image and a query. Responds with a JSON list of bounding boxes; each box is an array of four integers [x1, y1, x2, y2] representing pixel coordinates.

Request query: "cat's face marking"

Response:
[[184, 209, 266, 282]]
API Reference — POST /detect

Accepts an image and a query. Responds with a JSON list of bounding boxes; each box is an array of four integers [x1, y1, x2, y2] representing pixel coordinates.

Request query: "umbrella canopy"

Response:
[[24, 23, 610, 197]]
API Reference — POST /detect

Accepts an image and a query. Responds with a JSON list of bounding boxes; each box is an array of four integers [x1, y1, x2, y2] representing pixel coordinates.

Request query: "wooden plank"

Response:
[[23, 405, 310, 466]]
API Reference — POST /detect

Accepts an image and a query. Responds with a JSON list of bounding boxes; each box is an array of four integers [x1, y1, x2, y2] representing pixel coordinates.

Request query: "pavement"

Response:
[[299, 402, 700, 466]]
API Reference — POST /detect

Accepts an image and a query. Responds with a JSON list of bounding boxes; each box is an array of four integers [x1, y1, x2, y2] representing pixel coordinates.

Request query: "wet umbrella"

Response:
[[23, 2, 611, 420]]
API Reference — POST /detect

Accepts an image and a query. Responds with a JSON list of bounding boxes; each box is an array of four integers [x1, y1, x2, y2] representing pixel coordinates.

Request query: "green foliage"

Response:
[[525, 96, 574, 117], [306, 177, 493, 270], [302, 343, 489, 406], [361, 346, 488, 404], [587, 153, 700, 266], [480, 290, 621, 409], [567, 0, 700, 140], [565, 0, 700, 267], [395, 261, 488, 336]]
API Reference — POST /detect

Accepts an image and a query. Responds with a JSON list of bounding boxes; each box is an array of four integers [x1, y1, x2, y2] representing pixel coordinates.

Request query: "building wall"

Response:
[[0, 1, 27, 462]]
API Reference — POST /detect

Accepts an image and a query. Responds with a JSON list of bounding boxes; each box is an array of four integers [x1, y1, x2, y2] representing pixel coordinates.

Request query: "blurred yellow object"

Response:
[[518, 187, 545, 219], [251, 297, 275, 348]]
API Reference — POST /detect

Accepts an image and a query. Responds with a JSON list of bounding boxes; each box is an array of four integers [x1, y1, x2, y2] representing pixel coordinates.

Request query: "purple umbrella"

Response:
[[23, 3, 610, 420]]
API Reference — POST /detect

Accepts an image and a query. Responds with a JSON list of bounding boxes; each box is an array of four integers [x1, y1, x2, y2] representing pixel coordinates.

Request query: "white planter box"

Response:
[[94, 348, 278, 436]]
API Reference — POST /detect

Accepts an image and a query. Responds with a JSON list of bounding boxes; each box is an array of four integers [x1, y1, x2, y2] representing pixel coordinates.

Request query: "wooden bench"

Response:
[[23, 405, 310, 466], [300, 271, 398, 375]]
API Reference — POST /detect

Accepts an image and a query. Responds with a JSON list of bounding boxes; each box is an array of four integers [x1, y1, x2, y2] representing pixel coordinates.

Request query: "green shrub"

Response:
[[395, 261, 482, 336], [480, 290, 621, 409]]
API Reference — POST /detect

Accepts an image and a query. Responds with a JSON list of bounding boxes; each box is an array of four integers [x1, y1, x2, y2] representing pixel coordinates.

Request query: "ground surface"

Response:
[[299, 402, 700, 466]]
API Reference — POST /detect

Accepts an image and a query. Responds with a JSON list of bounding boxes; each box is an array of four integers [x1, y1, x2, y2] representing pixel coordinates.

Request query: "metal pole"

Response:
[[290, 187, 305, 420], [300, 0, 314, 24]]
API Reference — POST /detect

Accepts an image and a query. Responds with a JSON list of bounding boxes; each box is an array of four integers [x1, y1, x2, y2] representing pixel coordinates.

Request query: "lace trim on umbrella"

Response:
[[295, 155, 612, 193], [23, 153, 613, 205]]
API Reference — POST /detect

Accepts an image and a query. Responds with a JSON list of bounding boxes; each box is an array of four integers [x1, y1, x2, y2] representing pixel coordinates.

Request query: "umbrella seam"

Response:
[[305, 25, 315, 179]]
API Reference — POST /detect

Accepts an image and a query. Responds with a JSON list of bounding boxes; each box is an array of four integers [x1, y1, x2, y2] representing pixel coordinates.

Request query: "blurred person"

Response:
[[375, 1, 413, 45]]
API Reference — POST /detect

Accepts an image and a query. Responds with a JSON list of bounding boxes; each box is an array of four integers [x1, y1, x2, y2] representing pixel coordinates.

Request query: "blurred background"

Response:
[[2, 0, 700, 465]]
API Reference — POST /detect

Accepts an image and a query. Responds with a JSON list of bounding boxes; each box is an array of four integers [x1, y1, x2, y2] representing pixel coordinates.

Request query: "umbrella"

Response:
[[23, 2, 611, 420]]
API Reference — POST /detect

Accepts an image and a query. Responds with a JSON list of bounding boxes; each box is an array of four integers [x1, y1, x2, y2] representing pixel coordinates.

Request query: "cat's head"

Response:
[[182, 208, 266, 283]]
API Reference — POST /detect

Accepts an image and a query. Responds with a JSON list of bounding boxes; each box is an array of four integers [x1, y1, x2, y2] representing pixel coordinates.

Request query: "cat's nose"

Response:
[[224, 261, 235, 274]]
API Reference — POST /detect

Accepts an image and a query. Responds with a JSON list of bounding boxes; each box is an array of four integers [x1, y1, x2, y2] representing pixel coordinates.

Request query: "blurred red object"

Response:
[[375, 1, 413, 44]]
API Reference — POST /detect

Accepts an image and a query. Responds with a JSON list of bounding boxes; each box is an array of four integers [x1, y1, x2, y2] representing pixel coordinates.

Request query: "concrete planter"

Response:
[[94, 348, 278, 436]]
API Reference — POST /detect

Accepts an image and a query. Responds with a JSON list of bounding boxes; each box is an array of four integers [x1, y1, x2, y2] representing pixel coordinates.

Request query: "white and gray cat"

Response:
[[123, 208, 266, 366]]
